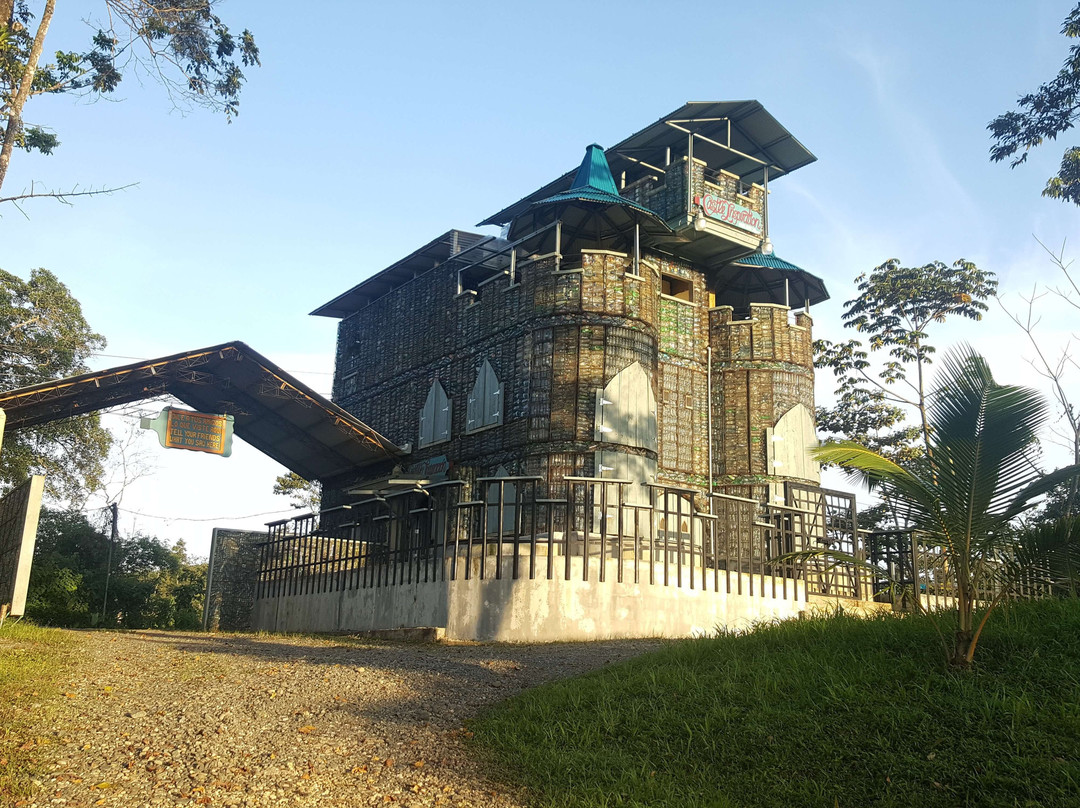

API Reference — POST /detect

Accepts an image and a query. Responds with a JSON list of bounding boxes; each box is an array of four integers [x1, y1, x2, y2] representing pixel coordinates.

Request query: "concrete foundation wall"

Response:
[[251, 556, 807, 642]]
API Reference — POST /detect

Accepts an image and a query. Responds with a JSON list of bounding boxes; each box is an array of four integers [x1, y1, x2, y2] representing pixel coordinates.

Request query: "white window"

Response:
[[466, 358, 503, 433], [419, 380, 452, 448]]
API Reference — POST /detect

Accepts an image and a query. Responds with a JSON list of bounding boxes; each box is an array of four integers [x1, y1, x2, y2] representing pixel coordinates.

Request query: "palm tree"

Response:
[[815, 345, 1079, 667]]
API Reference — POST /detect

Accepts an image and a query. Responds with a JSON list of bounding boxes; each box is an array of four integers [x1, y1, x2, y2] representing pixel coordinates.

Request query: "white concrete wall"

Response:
[[251, 556, 806, 641]]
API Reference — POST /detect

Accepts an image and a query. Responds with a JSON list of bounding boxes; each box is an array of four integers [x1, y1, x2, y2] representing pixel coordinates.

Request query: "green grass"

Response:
[[472, 600, 1080, 808], [0, 621, 80, 804]]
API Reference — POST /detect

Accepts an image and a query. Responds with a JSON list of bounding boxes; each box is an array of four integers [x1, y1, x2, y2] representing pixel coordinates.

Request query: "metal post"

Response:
[[555, 220, 562, 272], [687, 134, 695, 216], [634, 223, 640, 275], [707, 346, 713, 495], [762, 165, 770, 250], [101, 502, 117, 625]]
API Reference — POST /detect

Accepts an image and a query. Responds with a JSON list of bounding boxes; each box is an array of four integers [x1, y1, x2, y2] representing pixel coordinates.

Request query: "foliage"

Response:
[[473, 600, 1080, 808], [273, 471, 321, 513], [815, 258, 997, 466], [0, 1, 260, 203], [0, 266, 111, 503], [24, 509, 206, 629], [0, 621, 79, 802], [1015, 516, 1080, 598], [989, 3, 1080, 204], [1001, 241, 1080, 520], [815, 345, 1079, 667], [998, 244, 1080, 594]]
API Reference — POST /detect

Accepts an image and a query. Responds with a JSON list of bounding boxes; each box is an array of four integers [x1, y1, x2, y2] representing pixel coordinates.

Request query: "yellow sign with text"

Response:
[[141, 407, 234, 457]]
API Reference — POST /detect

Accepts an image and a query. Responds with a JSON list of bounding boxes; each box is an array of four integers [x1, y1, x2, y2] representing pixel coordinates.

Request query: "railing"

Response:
[[255, 478, 812, 603], [258, 477, 1055, 612], [862, 529, 1051, 610], [618, 160, 764, 229]]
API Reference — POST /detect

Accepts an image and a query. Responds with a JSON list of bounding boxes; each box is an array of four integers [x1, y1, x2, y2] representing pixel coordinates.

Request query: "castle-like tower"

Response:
[[313, 103, 828, 509]]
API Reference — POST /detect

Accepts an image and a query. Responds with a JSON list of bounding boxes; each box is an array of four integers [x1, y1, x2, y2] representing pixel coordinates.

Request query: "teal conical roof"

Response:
[[530, 144, 658, 216], [570, 143, 620, 196]]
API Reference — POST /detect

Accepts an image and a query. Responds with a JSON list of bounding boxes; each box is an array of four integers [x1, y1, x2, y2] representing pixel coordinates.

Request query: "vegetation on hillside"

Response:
[[0, 622, 79, 803], [816, 346, 1080, 666], [25, 509, 206, 629], [473, 600, 1080, 808]]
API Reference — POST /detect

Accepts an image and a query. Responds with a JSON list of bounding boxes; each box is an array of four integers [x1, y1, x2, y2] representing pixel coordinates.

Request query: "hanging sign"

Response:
[[140, 406, 234, 457], [406, 454, 451, 481], [694, 194, 763, 235]]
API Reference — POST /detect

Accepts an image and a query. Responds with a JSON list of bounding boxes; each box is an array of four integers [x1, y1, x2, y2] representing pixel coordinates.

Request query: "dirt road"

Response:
[[22, 631, 659, 808]]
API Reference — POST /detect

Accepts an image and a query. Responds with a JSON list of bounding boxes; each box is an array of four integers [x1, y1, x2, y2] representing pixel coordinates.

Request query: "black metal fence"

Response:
[[863, 529, 1050, 608], [255, 477, 818, 603], [256, 477, 1051, 611]]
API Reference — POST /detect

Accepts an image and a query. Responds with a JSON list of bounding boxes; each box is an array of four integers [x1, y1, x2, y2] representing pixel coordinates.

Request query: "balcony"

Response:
[[619, 157, 766, 266]]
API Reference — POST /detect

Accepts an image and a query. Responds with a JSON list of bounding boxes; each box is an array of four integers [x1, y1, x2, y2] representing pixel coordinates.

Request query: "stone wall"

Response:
[[328, 245, 816, 505], [710, 305, 815, 487], [202, 528, 263, 631]]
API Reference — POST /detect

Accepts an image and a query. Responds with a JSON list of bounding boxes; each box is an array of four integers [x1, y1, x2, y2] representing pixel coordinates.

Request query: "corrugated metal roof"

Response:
[[730, 252, 805, 271], [712, 251, 830, 308], [0, 342, 406, 482], [532, 144, 657, 217], [311, 229, 488, 319], [571, 143, 619, 195], [480, 100, 816, 228]]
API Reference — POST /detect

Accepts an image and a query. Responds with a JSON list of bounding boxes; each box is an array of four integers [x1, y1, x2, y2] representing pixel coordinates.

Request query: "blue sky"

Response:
[[4, 0, 1078, 554]]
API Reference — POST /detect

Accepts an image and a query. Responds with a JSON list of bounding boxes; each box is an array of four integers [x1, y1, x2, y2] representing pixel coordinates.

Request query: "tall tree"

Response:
[[272, 471, 321, 513], [988, 2, 1080, 204], [815, 259, 997, 471], [0, 267, 112, 502], [25, 509, 206, 628], [1001, 242, 1080, 521], [816, 346, 1080, 667], [0, 0, 259, 206]]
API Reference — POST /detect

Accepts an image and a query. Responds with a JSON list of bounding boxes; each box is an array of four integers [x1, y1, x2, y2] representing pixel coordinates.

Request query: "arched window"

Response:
[[419, 380, 451, 448], [466, 358, 502, 433]]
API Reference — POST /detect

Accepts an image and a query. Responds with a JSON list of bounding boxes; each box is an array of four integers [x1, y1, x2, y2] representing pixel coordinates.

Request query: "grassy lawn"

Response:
[[472, 600, 1080, 808], [0, 621, 80, 804]]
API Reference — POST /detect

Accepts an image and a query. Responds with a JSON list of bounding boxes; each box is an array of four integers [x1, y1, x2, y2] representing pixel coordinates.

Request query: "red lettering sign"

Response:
[[695, 194, 763, 235]]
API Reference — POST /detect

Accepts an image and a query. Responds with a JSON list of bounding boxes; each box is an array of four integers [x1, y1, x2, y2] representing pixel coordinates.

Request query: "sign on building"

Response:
[[694, 194, 763, 235], [140, 407, 234, 457]]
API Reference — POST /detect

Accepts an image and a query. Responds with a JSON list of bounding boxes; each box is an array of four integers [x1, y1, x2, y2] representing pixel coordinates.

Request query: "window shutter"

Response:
[[419, 383, 436, 448], [594, 362, 657, 451], [435, 383, 451, 442], [483, 360, 502, 427], [468, 359, 502, 432], [420, 380, 451, 447]]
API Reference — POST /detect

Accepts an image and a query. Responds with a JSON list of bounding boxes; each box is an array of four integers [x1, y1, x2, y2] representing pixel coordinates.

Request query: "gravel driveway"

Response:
[[25, 631, 661, 807]]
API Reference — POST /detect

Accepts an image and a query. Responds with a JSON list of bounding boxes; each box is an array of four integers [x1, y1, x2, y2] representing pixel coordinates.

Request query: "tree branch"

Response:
[[0, 180, 138, 209], [0, 0, 54, 193]]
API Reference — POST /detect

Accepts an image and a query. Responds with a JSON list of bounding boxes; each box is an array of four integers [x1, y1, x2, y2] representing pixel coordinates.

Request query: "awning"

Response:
[[481, 101, 817, 228], [507, 144, 672, 252], [713, 252, 829, 309], [0, 342, 406, 481]]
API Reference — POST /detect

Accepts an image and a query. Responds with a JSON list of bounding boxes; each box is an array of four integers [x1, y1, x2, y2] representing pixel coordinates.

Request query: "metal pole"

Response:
[[687, 134, 695, 215], [634, 223, 640, 274], [101, 502, 117, 625], [762, 165, 770, 249], [706, 346, 714, 495]]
